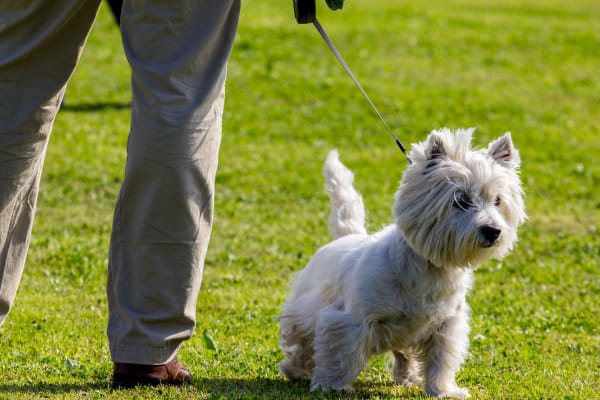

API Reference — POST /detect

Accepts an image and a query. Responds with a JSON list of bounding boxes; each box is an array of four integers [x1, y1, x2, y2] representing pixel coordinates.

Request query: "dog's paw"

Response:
[[310, 381, 354, 393], [279, 360, 311, 381], [426, 385, 470, 399], [394, 371, 422, 388], [396, 376, 421, 389]]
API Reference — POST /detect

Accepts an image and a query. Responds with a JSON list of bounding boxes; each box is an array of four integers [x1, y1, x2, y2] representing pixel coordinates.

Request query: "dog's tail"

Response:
[[323, 150, 367, 239]]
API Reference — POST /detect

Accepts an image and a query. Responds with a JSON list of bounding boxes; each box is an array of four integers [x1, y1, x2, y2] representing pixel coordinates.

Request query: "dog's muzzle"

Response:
[[479, 225, 501, 248]]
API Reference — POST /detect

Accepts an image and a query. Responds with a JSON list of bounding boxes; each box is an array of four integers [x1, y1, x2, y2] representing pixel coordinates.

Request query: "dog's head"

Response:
[[394, 128, 526, 268]]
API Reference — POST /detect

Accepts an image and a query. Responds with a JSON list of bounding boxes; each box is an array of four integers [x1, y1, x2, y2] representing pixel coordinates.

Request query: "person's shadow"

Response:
[[0, 381, 107, 397]]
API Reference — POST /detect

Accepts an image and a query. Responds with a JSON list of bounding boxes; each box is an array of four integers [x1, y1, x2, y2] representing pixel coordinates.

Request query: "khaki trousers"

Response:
[[0, 0, 240, 364]]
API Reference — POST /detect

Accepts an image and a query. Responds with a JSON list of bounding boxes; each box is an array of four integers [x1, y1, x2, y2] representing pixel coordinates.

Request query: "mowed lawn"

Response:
[[0, 0, 598, 399]]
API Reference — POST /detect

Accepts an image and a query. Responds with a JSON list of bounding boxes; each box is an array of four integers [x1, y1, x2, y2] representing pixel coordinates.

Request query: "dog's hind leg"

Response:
[[310, 305, 370, 392], [278, 315, 315, 381], [393, 350, 422, 388], [279, 346, 314, 381]]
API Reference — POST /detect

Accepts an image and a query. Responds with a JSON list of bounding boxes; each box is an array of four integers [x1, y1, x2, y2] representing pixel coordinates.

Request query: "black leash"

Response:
[[293, 0, 412, 164]]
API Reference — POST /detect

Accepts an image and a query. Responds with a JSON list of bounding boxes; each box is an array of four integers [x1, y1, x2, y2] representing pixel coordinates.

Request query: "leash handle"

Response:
[[294, 0, 316, 24]]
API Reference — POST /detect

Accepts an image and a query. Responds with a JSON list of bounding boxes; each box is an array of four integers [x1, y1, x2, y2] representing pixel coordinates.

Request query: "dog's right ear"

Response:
[[488, 132, 520, 169], [427, 131, 448, 160]]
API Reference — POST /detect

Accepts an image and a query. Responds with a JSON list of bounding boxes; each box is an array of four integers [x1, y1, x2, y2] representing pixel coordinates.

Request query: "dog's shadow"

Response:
[[196, 377, 423, 399]]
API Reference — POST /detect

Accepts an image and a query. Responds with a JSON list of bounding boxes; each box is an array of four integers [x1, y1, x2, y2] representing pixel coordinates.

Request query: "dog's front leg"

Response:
[[423, 315, 471, 399], [310, 305, 369, 392]]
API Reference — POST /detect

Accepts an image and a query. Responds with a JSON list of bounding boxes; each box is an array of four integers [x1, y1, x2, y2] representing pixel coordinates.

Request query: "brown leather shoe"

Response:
[[112, 357, 192, 389]]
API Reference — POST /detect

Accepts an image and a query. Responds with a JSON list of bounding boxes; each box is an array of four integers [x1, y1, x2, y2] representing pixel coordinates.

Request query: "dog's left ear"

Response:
[[426, 131, 449, 160], [488, 132, 520, 169]]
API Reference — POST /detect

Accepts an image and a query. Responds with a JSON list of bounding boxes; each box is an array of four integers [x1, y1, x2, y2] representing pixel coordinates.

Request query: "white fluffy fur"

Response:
[[278, 128, 526, 398], [323, 150, 367, 238]]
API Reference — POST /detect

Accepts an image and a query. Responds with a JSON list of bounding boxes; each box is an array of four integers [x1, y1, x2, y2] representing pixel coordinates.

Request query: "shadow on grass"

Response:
[[196, 377, 312, 399], [195, 377, 416, 399], [0, 381, 109, 395], [60, 101, 131, 112], [0, 377, 416, 398]]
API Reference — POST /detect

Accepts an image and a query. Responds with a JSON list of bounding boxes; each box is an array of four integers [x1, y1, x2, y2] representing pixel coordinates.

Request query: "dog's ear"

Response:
[[488, 132, 520, 169], [427, 131, 448, 160]]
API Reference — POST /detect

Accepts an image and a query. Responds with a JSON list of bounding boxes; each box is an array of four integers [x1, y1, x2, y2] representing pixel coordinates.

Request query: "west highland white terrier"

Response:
[[278, 128, 526, 398]]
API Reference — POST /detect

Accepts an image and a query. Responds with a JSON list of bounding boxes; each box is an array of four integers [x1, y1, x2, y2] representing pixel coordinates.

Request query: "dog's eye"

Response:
[[494, 196, 501, 207], [453, 192, 473, 211]]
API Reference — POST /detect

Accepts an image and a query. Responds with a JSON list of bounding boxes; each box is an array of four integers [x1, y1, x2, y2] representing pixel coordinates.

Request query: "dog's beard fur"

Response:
[[278, 128, 526, 398]]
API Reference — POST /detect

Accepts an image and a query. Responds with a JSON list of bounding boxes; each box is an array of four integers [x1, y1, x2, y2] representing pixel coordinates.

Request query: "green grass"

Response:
[[1, 0, 599, 398]]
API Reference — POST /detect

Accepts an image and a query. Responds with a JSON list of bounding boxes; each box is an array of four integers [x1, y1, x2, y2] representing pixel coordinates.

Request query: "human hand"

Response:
[[326, 0, 344, 11]]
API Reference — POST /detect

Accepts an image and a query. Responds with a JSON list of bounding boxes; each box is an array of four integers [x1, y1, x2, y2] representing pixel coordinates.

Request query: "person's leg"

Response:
[[0, 0, 101, 325], [107, 0, 241, 367]]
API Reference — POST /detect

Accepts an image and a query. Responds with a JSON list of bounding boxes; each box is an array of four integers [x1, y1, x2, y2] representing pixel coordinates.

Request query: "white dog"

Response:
[[278, 128, 526, 398]]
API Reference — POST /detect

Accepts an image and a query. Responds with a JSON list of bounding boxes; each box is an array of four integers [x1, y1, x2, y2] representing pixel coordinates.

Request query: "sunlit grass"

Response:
[[0, 0, 598, 398]]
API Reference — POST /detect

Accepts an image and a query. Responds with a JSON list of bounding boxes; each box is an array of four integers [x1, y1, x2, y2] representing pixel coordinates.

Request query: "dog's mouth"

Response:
[[480, 240, 498, 249]]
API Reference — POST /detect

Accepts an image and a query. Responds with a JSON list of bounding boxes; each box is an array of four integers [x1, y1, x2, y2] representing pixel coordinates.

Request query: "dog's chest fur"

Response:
[[362, 242, 472, 353]]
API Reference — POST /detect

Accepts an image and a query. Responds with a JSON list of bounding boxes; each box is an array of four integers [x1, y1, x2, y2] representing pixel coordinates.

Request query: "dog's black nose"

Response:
[[480, 225, 501, 247]]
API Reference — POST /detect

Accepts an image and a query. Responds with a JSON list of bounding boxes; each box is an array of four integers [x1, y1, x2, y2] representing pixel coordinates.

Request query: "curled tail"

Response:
[[323, 150, 367, 239]]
